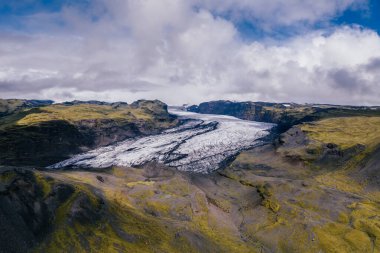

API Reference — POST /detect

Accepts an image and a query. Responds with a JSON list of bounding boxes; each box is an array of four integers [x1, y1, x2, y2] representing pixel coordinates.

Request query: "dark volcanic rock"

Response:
[[69, 193, 104, 224], [188, 100, 380, 133], [188, 100, 312, 132], [60, 100, 129, 108], [0, 120, 90, 167], [0, 168, 71, 253], [188, 100, 278, 121], [96, 175, 105, 183], [355, 145, 380, 187], [278, 126, 309, 147], [0, 167, 107, 253]]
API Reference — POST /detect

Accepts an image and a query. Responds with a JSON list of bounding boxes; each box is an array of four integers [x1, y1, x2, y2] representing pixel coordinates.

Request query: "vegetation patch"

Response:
[[315, 223, 372, 253], [301, 117, 380, 150], [16, 104, 153, 125]]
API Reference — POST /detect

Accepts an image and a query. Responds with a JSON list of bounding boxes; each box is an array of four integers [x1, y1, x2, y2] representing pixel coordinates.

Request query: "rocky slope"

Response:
[[0, 100, 177, 167]]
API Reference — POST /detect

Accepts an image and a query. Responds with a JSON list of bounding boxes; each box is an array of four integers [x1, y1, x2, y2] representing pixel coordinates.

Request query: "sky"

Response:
[[0, 0, 379, 105]]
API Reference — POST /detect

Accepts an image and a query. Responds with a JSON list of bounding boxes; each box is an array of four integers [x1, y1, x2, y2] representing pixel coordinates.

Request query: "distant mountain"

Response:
[[0, 99, 53, 117], [60, 100, 129, 108], [188, 100, 380, 132]]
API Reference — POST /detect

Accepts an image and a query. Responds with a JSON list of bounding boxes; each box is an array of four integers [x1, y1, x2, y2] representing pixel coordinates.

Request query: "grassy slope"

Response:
[[220, 115, 380, 253], [3, 161, 378, 253], [26, 167, 256, 253], [262, 106, 380, 132], [17, 104, 151, 125], [301, 117, 380, 149], [222, 153, 380, 253], [15, 102, 175, 129]]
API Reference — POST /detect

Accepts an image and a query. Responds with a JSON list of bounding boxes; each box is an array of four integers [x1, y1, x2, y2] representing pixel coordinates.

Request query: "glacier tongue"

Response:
[[49, 109, 275, 174]]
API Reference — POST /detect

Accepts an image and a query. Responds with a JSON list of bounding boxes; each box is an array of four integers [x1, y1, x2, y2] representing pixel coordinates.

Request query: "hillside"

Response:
[[0, 99, 53, 117], [221, 115, 380, 252], [0, 100, 178, 167]]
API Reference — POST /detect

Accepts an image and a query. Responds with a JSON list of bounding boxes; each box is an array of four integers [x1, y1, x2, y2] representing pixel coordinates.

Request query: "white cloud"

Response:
[[0, 0, 379, 105]]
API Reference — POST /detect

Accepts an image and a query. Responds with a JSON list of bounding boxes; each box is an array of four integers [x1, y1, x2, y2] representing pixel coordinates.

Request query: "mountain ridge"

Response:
[[187, 100, 380, 132]]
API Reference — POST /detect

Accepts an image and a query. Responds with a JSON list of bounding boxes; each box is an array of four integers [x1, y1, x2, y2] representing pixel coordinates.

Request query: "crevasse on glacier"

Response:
[[49, 109, 275, 174]]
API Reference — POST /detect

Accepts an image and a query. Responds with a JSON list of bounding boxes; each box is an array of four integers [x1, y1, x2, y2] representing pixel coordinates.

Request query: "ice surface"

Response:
[[49, 109, 275, 174]]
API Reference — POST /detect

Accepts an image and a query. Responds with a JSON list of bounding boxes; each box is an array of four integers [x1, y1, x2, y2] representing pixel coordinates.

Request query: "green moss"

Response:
[[35, 181, 177, 253], [350, 202, 380, 252], [0, 170, 17, 183], [206, 196, 231, 213], [337, 212, 350, 224], [17, 104, 145, 125], [315, 223, 372, 253], [54, 190, 80, 225], [14, 103, 176, 129], [256, 183, 273, 198], [34, 172, 53, 198], [144, 199, 172, 216], [189, 212, 256, 253], [316, 173, 364, 195], [252, 183, 281, 213], [301, 117, 380, 150], [111, 167, 128, 178], [158, 177, 191, 196], [126, 181, 155, 188], [40, 200, 200, 253], [262, 199, 281, 213]]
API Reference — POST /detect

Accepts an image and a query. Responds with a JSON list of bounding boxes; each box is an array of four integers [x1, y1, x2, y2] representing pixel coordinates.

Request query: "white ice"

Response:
[[49, 109, 275, 174]]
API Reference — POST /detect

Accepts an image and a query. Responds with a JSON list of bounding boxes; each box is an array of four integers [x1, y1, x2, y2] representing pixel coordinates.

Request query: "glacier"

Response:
[[49, 109, 275, 174]]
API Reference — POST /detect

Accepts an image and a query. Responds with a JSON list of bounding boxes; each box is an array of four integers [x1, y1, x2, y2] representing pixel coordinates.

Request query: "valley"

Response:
[[0, 99, 379, 253]]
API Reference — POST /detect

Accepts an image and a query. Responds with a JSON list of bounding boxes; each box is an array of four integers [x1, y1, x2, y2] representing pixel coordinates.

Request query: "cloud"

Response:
[[197, 0, 368, 29], [0, 0, 379, 105], [364, 57, 380, 72]]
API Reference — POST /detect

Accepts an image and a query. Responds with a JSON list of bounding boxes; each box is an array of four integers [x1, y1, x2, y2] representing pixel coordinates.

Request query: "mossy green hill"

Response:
[[0, 99, 177, 167], [0, 99, 53, 117]]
